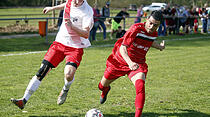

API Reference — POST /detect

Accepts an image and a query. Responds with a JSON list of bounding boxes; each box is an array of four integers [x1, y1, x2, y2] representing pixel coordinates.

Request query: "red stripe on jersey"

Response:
[[113, 23, 158, 64], [64, 0, 72, 19]]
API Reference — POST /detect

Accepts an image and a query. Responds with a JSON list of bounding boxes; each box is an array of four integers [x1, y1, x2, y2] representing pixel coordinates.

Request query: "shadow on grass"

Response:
[[104, 109, 209, 117], [29, 115, 83, 117], [28, 109, 209, 117], [29, 116, 69, 117]]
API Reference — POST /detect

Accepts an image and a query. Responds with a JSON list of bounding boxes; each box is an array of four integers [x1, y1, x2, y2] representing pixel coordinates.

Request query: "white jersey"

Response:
[[55, 0, 94, 48]]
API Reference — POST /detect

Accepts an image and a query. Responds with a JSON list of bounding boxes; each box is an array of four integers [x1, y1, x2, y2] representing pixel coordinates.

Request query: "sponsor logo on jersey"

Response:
[[72, 17, 78, 22], [132, 42, 149, 51]]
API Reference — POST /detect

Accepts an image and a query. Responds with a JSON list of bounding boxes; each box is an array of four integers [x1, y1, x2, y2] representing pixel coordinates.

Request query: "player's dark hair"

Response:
[[150, 10, 163, 22]]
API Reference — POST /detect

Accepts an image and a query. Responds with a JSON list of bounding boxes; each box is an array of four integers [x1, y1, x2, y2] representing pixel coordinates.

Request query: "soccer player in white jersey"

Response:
[[11, 0, 94, 109]]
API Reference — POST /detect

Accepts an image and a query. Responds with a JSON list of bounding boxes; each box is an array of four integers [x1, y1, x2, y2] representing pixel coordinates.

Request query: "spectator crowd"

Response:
[[157, 3, 209, 36], [69, 2, 210, 41]]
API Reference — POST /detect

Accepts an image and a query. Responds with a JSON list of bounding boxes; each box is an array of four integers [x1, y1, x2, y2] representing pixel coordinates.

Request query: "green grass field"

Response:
[[0, 33, 210, 117]]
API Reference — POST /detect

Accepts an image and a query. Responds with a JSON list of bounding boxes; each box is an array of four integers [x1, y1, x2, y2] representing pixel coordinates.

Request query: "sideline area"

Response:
[[0, 33, 57, 39], [0, 35, 210, 57]]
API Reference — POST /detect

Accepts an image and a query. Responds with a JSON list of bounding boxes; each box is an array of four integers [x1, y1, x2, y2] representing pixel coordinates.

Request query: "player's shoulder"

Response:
[[84, 1, 94, 15], [131, 23, 145, 30], [128, 23, 145, 33]]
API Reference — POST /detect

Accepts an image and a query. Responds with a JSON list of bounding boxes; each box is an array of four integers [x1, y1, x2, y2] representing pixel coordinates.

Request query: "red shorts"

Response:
[[104, 54, 148, 80], [44, 41, 83, 68]]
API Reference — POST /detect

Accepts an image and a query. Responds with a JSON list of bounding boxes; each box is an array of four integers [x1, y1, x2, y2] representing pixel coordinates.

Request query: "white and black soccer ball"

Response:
[[85, 108, 104, 117]]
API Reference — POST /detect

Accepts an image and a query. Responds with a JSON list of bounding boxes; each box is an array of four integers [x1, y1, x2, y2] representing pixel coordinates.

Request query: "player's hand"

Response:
[[64, 18, 72, 28], [159, 40, 165, 51], [129, 62, 139, 71], [43, 7, 53, 14]]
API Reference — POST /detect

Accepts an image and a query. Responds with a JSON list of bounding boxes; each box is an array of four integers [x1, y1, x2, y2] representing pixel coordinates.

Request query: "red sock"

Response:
[[135, 79, 145, 117], [98, 82, 110, 98]]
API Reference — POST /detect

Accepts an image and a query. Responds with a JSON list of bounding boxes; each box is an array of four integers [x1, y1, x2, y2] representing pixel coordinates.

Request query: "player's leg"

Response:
[[11, 60, 54, 109], [57, 63, 76, 105], [99, 21, 107, 40], [110, 19, 119, 39], [11, 42, 64, 109], [99, 54, 126, 104], [130, 72, 146, 117], [98, 76, 115, 104], [57, 47, 83, 105]]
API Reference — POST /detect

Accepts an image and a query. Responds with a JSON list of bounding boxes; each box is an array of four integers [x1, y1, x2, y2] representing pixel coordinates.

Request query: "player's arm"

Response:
[[43, 3, 66, 14], [151, 40, 165, 51], [119, 45, 139, 70], [65, 19, 90, 39]]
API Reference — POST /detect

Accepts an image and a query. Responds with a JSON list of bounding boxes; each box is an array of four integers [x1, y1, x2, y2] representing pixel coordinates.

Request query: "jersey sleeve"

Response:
[[122, 24, 138, 47], [82, 10, 94, 30]]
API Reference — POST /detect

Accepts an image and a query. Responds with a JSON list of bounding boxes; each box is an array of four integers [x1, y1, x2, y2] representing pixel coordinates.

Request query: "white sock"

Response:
[[23, 76, 41, 101], [63, 77, 74, 91]]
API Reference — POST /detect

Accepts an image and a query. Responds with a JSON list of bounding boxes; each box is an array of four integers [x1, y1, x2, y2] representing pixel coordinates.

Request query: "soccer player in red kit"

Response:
[[98, 11, 165, 117]]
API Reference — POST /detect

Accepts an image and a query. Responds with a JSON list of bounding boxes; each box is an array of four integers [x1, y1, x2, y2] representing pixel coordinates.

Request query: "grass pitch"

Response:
[[0, 33, 210, 117]]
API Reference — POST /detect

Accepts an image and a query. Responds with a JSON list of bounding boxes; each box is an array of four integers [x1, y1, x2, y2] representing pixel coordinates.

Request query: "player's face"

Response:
[[72, 0, 84, 6], [145, 16, 160, 34]]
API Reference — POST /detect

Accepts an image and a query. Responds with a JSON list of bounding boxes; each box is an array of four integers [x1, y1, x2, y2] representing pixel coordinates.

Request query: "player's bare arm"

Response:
[[43, 3, 66, 14], [119, 45, 139, 70], [151, 40, 165, 51], [65, 19, 90, 39]]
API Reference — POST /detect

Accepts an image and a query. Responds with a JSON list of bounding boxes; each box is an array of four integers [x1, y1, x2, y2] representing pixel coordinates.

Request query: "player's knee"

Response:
[[36, 60, 53, 81], [65, 62, 77, 82], [65, 73, 74, 82], [135, 79, 145, 94]]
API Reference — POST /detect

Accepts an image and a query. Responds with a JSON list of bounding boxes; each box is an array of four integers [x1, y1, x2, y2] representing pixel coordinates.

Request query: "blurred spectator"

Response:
[[89, 4, 100, 41], [194, 7, 200, 33], [199, 4, 208, 33], [169, 6, 176, 34], [188, 6, 198, 34], [158, 7, 167, 36], [116, 26, 126, 38], [57, 1, 65, 30], [111, 7, 129, 39], [57, 10, 64, 30], [99, 1, 110, 40], [208, 8, 210, 33], [164, 4, 171, 35], [174, 5, 181, 34], [178, 6, 189, 34], [164, 4, 176, 35], [134, 5, 144, 23], [185, 7, 191, 34]]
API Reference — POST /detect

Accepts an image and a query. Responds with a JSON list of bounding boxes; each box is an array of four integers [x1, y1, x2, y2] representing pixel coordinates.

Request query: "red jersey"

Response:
[[111, 23, 158, 65]]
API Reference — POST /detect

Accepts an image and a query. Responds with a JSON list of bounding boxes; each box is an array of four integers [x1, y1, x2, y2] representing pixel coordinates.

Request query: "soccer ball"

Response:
[[85, 108, 104, 117]]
